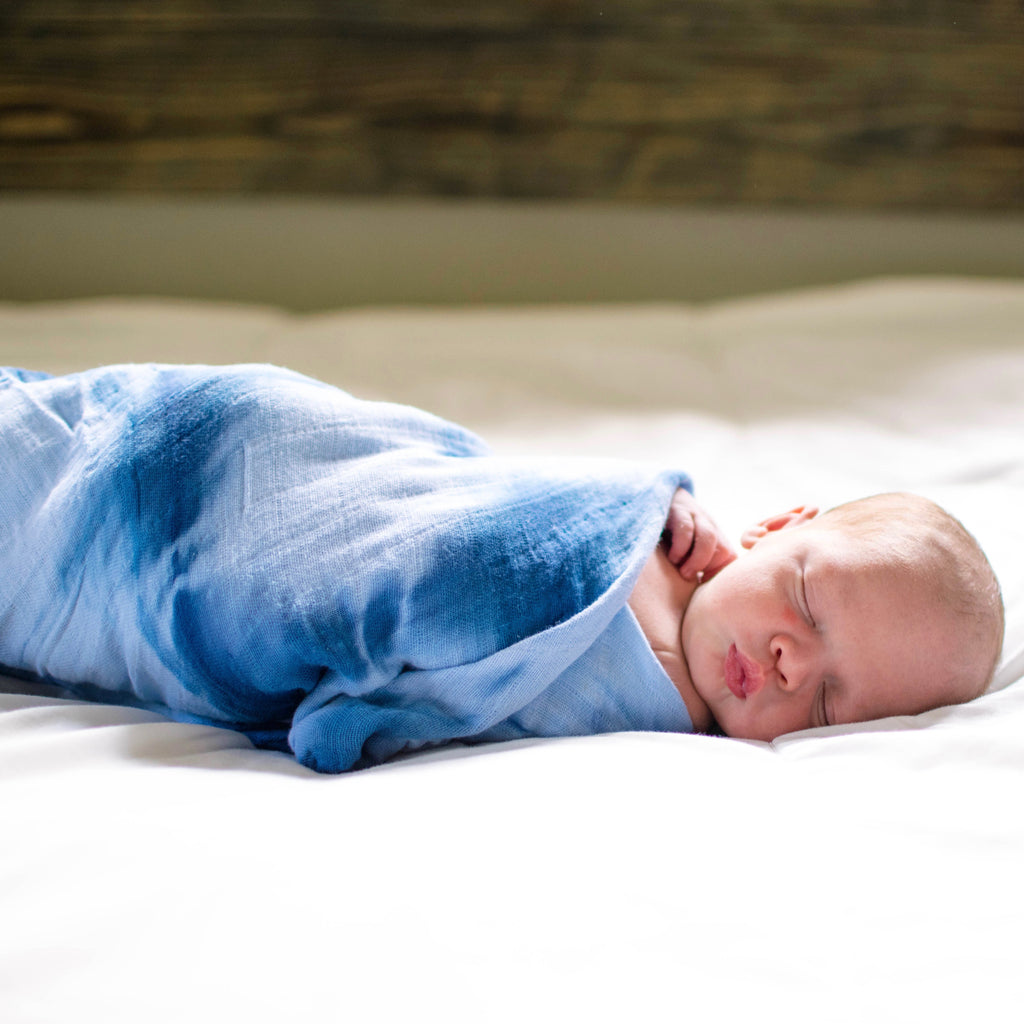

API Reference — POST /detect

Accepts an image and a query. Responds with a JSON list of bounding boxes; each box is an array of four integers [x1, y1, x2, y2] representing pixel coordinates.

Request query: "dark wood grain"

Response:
[[1, 1, 1022, 208]]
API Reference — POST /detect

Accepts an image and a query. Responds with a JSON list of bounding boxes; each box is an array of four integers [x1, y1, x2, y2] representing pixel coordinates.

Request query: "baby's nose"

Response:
[[771, 637, 811, 692]]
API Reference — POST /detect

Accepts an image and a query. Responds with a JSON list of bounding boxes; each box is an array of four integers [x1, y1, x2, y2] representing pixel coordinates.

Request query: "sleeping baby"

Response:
[[0, 363, 1003, 770], [634, 489, 1002, 741]]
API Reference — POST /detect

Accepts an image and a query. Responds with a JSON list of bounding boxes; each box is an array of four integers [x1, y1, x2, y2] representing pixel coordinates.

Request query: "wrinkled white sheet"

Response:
[[2, 278, 1024, 1023]]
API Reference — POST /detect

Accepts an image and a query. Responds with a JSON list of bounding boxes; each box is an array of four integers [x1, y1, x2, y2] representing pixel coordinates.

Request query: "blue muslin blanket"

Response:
[[0, 364, 694, 770]]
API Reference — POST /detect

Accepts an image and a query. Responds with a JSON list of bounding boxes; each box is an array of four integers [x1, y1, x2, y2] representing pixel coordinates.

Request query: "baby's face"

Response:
[[681, 519, 964, 741]]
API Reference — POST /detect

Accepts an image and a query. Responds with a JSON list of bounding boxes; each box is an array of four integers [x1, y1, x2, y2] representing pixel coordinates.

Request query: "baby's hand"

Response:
[[662, 489, 737, 582]]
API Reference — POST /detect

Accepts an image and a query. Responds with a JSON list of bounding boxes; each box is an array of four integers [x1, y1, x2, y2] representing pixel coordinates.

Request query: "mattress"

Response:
[[2, 277, 1023, 1022]]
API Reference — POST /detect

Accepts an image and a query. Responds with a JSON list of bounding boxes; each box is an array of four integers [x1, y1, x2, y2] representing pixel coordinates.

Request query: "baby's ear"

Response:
[[740, 505, 819, 549]]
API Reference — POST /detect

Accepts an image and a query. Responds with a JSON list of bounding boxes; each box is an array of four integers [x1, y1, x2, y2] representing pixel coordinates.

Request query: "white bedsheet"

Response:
[[2, 278, 1023, 1023]]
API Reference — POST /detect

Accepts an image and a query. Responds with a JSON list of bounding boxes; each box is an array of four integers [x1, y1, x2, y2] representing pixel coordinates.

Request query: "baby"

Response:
[[631, 489, 1004, 741], [0, 363, 1004, 770]]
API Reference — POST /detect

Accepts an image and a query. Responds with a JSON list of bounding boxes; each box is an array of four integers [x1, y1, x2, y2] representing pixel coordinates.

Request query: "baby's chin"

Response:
[[688, 675, 785, 742]]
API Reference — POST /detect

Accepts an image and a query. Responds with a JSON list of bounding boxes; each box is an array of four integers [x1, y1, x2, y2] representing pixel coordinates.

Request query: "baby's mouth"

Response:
[[724, 644, 765, 699]]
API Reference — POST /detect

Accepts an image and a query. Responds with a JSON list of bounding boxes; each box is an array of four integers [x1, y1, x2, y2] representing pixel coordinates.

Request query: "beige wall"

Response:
[[1, 196, 1022, 309]]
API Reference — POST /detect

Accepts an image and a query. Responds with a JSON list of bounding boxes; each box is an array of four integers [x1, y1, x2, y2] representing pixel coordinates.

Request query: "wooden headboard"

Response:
[[2, 1, 1022, 210]]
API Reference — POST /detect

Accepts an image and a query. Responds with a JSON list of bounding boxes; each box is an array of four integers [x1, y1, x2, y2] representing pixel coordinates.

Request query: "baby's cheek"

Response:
[[780, 605, 802, 629]]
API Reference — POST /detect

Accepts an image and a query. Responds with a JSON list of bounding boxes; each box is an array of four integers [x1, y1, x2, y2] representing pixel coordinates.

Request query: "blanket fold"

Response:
[[0, 364, 693, 770]]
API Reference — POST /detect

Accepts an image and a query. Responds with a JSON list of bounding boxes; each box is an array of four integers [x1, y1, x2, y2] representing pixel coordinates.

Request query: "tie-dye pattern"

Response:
[[0, 364, 693, 770]]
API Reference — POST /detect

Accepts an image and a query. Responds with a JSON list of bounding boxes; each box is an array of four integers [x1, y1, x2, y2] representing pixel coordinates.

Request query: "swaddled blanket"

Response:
[[0, 364, 693, 770]]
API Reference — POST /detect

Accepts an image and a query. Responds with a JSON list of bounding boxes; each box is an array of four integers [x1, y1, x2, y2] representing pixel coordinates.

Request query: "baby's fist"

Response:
[[662, 489, 737, 582]]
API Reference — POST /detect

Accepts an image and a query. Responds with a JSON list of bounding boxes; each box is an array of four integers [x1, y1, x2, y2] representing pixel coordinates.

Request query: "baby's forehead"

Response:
[[794, 510, 998, 711], [801, 526, 958, 638], [817, 506, 956, 565], [808, 518, 942, 579], [815, 514, 904, 550], [810, 549, 978, 711], [798, 520, 897, 572]]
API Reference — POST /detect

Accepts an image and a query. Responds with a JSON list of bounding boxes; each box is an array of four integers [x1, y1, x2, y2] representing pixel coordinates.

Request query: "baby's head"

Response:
[[681, 492, 1003, 741]]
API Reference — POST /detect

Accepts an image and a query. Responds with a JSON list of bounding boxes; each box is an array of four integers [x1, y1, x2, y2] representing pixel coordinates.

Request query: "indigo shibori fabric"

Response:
[[0, 364, 692, 770]]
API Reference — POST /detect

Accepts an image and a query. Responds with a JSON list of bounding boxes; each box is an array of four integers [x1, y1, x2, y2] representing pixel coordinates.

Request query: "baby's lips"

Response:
[[725, 644, 765, 699], [738, 650, 766, 697], [725, 644, 746, 699]]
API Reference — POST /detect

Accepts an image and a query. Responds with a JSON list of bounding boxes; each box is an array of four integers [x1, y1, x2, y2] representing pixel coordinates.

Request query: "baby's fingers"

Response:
[[677, 509, 731, 580], [663, 489, 737, 580], [663, 503, 696, 569], [673, 502, 738, 581], [665, 513, 696, 566]]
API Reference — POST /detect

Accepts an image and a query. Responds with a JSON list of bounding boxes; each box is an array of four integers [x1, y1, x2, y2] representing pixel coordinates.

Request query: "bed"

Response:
[[2, 275, 1024, 1021]]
